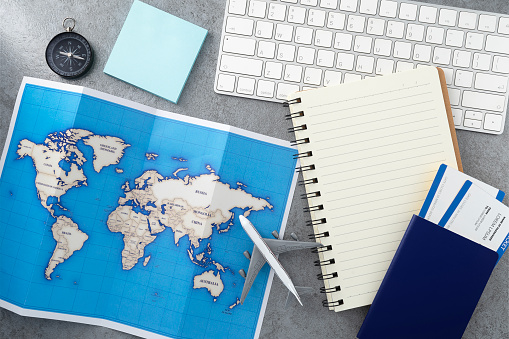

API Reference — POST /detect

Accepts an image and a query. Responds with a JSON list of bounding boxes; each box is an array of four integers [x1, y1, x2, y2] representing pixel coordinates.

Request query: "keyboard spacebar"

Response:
[[219, 55, 263, 76]]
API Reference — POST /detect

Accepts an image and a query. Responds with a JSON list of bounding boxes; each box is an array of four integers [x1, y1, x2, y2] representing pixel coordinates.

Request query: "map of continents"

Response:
[[16, 128, 273, 304]]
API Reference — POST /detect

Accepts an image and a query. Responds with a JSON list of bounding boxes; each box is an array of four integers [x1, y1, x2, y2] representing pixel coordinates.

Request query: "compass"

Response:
[[45, 18, 93, 79]]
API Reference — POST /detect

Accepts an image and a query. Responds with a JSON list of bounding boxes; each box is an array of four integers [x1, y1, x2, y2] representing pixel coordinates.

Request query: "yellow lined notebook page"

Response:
[[289, 67, 459, 312]]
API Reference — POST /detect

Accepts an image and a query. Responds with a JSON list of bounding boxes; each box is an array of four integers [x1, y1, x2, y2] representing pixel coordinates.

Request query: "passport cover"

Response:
[[104, 0, 207, 103], [357, 215, 498, 339]]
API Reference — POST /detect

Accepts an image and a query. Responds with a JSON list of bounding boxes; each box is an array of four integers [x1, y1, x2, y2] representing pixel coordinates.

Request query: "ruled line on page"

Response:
[[344, 269, 389, 280], [313, 100, 434, 126], [328, 190, 429, 211], [338, 220, 408, 236], [325, 161, 444, 185], [320, 143, 442, 169], [341, 259, 393, 271], [318, 126, 440, 151], [330, 203, 422, 220], [325, 180, 431, 202], [314, 118, 438, 143], [331, 209, 421, 229], [345, 279, 385, 289], [322, 152, 443, 177], [339, 231, 405, 246], [308, 83, 431, 110]]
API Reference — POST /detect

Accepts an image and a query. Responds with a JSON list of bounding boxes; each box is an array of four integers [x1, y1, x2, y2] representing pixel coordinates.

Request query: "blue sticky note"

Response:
[[104, 0, 207, 103]]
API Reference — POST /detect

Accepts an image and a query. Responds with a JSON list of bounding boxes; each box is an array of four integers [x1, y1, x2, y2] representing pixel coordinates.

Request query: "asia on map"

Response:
[[0, 78, 298, 339]]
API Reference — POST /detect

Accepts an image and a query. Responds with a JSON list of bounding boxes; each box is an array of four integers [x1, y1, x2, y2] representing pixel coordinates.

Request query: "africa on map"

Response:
[[0, 80, 298, 339]]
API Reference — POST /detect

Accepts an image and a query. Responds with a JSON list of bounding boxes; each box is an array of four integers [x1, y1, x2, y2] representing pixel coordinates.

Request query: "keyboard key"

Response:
[[327, 12, 346, 30], [320, 0, 338, 10], [315, 30, 333, 47], [223, 36, 256, 56], [379, 0, 398, 18], [226, 17, 254, 36], [248, 1, 267, 18], [465, 110, 483, 120], [484, 113, 503, 132], [281, 0, 298, 3], [264, 61, 283, 79], [324, 70, 342, 86], [308, 9, 326, 27], [448, 88, 461, 105], [367, 18, 385, 36], [442, 67, 454, 85], [255, 21, 274, 39], [297, 46, 316, 64], [485, 35, 509, 55], [406, 24, 425, 42], [304, 67, 323, 85], [340, 0, 358, 12], [387, 21, 404, 38], [336, 52, 355, 70], [455, 70, 474, 87], [268, 3, 287, 21], [396, 61, 414, 72], [451, 108, 463, 126], [317, 49, 335, 67], [374, 38, 392, 56], [344, 73, 363, 83], [257, 80, 275, 98], [439, 9, 458, 27], [419, 6, 438, 24], [413, 44, 432, 62], [220, 55, 263, 76], [478, 15, 497, 32], [360, 0, 378, 15], [445, 30, 464, 47], [301, 0, 318, 6], [426, 27, 445, 44], [493, 56, 509, 74], [354, 36, 373, 53], [276, 83, 300, 100], [295, 27, 313, 44], [284, 64, 303, 82], [257, 41, 276, 58], [465, 32, 484, 50], [433, 47, 452, 65], [399, 3, 418, 21], [462, 91, 505, 112], [275, 24, 294, 42], [475, 73, 509, 93], [499, 17, 509, 35], [464, 118, 482, 129], [216, 73, 236, 92], [393, 41, 412, 59], [288, 6, 306, 24], [356, 55, 375, 73], [334, 33, 353, 50], [237, 77, 256, 95], [458, 12, 477, 29], [277, 44, 296, 61], [375, 58, 394, 74], [229, 0, 248, 15], [452, 50, 472, 68], [347, 15, 366, 33]]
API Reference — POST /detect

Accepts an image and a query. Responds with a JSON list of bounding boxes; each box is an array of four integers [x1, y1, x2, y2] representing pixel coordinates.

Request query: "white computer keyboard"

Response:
[[214, 0, 509, 134]]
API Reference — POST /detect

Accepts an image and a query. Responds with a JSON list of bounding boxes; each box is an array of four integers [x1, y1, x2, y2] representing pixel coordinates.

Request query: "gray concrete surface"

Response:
[[0, 0, 508, 338]]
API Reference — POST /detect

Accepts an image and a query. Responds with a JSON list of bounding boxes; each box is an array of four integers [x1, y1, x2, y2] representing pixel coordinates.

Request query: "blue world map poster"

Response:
[[0, 78, 298, 339]]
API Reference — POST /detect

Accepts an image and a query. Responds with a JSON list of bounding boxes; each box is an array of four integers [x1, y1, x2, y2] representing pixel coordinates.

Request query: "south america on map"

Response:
[[0, 78, 298, 339]]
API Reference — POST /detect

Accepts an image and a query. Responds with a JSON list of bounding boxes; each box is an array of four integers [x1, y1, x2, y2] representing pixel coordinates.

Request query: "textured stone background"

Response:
[[0, 0, 508, 338]]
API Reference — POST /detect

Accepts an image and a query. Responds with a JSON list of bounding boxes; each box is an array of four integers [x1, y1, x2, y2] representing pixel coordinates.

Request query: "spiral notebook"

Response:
[[286, 67, 462, 312]]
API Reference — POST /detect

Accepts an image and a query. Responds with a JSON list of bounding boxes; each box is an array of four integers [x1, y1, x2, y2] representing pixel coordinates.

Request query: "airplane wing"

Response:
[[240, 245, 266, 304], [264, 238, 321, 255]]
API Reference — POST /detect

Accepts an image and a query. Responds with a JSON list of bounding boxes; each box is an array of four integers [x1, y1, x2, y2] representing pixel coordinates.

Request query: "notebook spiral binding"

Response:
[[284, 98, 343, 309]]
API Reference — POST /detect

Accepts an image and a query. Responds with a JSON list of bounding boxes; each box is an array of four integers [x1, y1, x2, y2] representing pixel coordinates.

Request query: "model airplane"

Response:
[[238, 215, 321, 306]]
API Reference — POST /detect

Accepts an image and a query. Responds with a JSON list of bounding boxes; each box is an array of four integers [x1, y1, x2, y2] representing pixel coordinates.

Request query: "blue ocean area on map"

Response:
[[0, 84, 297, 339]]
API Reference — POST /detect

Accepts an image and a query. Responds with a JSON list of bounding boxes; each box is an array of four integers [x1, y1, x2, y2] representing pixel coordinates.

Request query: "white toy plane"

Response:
[[238, 215, 321, 306]]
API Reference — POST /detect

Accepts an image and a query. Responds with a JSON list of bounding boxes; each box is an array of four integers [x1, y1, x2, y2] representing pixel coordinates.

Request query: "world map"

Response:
[[0, 80, 298, 339]]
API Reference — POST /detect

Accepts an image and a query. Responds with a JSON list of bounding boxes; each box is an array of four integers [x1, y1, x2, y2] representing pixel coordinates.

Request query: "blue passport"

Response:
[[358, 215, 498, 339], [104, 0, 207, 103]]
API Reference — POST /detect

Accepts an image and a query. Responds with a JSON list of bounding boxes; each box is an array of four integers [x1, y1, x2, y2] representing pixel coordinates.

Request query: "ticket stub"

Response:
[[419, 164, 505, 224], [438, 181, 509, 259]]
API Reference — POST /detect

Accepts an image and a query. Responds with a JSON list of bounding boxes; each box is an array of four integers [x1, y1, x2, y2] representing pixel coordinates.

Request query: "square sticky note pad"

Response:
[[104, 0, 207, 103]]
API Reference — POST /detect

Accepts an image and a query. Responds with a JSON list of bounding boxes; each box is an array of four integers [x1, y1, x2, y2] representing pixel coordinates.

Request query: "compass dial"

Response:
[[46, 32, 93, 78]]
